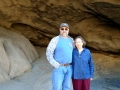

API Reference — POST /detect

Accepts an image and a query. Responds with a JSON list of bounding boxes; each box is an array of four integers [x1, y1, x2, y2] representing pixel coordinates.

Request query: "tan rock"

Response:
[[0, 64, 10, 82], [0, 27, 39, 81], [93, 52, 120, 78], [73, 17, 120, 52], [0, 0, 120, 82]]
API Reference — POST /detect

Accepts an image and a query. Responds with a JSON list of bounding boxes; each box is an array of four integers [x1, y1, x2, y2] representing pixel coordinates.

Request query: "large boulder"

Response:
[[0, 27, 39, 82]]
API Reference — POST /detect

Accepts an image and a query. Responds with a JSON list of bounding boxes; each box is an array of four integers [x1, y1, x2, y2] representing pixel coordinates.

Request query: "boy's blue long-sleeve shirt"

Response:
[[72, 48, 94, 79]]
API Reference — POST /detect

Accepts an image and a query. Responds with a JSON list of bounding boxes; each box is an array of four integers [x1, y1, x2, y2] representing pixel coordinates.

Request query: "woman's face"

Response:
[[75, 38, 83, 49]]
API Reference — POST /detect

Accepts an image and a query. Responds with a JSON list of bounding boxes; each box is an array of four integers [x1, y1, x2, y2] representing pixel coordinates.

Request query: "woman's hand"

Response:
[[90, 78, 93, 81]]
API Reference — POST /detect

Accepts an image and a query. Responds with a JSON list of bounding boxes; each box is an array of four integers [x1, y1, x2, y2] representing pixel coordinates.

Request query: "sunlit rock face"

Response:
[[0, 27, 39, 82], [0, 0, 120, 79]]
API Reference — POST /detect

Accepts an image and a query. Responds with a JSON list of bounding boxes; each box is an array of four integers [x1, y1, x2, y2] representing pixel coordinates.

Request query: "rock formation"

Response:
[[0, 27, 38, 82], [0, 0, 120, 81]]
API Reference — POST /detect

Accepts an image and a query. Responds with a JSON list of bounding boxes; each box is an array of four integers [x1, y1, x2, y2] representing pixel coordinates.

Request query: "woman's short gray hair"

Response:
[[74, 36, 86, 47]]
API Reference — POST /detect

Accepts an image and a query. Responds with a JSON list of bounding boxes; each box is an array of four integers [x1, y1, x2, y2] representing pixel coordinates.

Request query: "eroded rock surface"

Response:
[[0, 27, 38, 82], [0, 0, 120, 51], [0, 0, 120, 82]]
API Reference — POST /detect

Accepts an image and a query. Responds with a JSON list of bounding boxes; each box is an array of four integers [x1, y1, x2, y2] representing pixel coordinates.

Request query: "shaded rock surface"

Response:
[[0, 47, 120, 90], [0, 0, 120, 87], [0, 27, 38, 82], [0, 0, 120, 52]]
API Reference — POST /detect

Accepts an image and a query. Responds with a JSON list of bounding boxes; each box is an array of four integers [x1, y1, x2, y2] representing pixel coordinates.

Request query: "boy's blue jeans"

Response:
[[52, 65, 72, 90]]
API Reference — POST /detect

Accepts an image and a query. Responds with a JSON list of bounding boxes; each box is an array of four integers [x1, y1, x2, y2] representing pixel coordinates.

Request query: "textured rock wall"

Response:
[[0, 0, 120, 51], [0, 0, 120, 79], [0, 27, 39, 82]]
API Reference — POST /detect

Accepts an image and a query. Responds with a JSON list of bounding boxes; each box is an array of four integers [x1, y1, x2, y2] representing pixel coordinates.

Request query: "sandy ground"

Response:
[[0, 47, 120, 90]]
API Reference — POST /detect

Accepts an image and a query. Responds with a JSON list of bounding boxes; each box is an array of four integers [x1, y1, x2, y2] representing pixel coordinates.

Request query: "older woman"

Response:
[[72, 36, 94, 90]]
